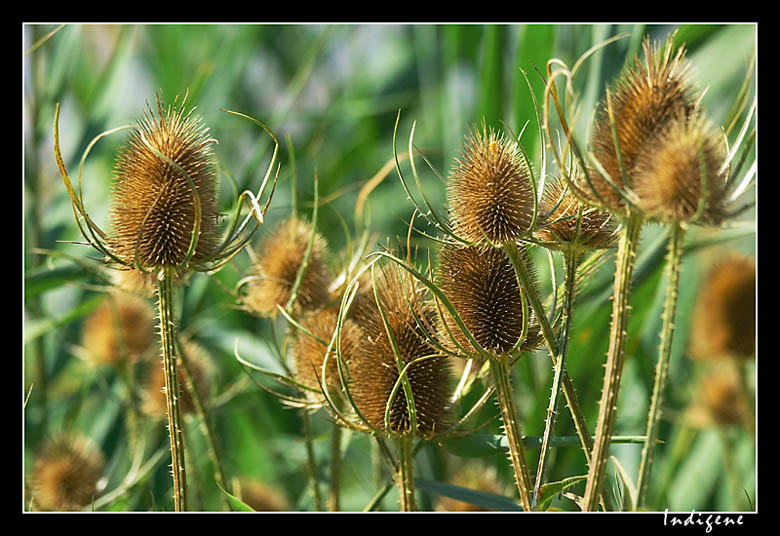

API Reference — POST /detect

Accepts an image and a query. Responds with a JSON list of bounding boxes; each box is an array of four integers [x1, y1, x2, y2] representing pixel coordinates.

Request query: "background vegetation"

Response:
[[23, 23, 756, 512]]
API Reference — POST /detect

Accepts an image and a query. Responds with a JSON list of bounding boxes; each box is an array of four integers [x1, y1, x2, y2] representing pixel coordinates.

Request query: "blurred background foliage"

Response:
[[23, 23, 756, 512]]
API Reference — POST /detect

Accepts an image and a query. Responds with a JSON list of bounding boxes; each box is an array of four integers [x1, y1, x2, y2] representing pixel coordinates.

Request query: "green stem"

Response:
[[490, 355, 534, 511], [176, 337, 232, 511], [636, 222, 685, 507], [533, 248, 580, 509], [502, 242, 608, 508], [583, 213, 643, 511], [301, 409, 324, 511], [397, 435, 416, 511], [328, 422, 342, 511], [156, 267, 188, 511]]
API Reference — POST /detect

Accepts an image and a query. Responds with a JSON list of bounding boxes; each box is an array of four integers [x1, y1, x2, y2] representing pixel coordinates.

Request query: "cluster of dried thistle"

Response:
[[29, 34, 754, 512]]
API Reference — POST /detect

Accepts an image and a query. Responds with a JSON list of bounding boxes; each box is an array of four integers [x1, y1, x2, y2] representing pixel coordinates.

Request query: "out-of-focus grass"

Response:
[[23, 23, 756, 512]]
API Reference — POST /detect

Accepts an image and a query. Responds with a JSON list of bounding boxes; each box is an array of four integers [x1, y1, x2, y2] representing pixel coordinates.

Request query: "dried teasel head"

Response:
[[447, 124, 535, 246], [534, 173, 617, 253], [290, 307, 362, 399], [348, 263, 452, 438], [631, 112, 728, 225], [687, 363, 752, 430], [436, 243, 542, 360], [141, 339, 214, 418], [30, 433, 105, 511], [81, 292, 156, 365], [588, 35, 699, 212], [435, 462, 507, 512], [108, 93, 221, 273], [234, 478, 290, 511], [689, 254, 756, 361], [244, 216, 332, 316]]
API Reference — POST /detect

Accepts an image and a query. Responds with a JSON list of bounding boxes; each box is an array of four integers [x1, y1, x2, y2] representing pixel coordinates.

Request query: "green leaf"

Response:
[[24, 263, 86, 299], [216, 483, 256, 512], [536, 474, 587, 511], [416, 479, 523, 511]]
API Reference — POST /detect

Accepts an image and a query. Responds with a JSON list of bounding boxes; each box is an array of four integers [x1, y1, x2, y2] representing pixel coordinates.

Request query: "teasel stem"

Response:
[[176, 337, 232, 510], [532, 247, 580, 509], [490, 354, 534, 511], [502, 241, 610, 508], [156, 266, 188, 511], [397, 435, 416, 511], [583, 212, 643, 511], [328, 423, 342, 511], [635, 221, 685, 508]]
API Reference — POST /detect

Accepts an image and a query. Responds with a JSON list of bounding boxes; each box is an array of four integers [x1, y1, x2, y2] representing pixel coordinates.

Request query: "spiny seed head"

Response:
[[290, 307, 362, 397], [235, 479, 289, 511], [31, 433, 105, 511], [535, 174, 617, 252], [435, 463, 506, 512], [632, 112, 727, 224], [82, 292, 156, 365], [245, 217, 332, 316], [689, 254, 756, 361], [436, 244, 542, 359], [590, 36, 698, 211], [109, 93, 220, 271], [688, 364, 751, 429], [141, 340, 214, 418], [448, 125, 535, 245], [348, 264, 452, 438]]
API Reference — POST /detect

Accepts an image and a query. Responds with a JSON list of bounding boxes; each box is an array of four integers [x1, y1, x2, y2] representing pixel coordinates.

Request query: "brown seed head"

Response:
[[590, 36, 698, 211], [31, 433, 105, 511], [435, 463, 507, 512], [535, 174, 617, 252], [109, 93, 220, 271], [245, 217, 332, 316], [632, 112, 727, 224], [290, 307, 362, 398], [235, 479, 289, 511], [436, 244, 542, 359], [348, 264, 452, 437], [448, 125, 535, 245], [82, 293, 156, 365], [689, 254, 756, 361], [141, 340, 214, 418], [688, 364, 751, 429]]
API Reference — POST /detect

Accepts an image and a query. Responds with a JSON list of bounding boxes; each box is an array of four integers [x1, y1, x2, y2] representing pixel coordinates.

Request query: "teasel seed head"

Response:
[[589, 35, 698, 212], [436, 243, 542, 359], [687, 363, 751, 429], [435, 462, 507, 512], [447, 125, 535, 246], [689, 254, 756, 361], [534, 173, 617, 253], [234, 478, 290, 511], [245, 216, 332, 316], [108, 93, 220, 273], [82, 292, 156, 365], [631, 112, 728, 224], [31, 433, 105, 511], [290, 307, 362, 399], [348, 264, 452, 438], [141, 339, 214, 418]]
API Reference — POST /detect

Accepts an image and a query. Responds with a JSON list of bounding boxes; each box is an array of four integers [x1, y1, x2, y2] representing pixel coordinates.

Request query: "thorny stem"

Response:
[[176, 337, 232, 510], [397, 435, 416, 511], [583, 213, 643, 511], [301, 410, 325, 511], [490, 355, 534, 511], [636, 222, 685, 507], [502, 242, 610, 509], [533, 248, 580, 509], [329, 422, 342, 511], [157, 267, 188, 511]]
